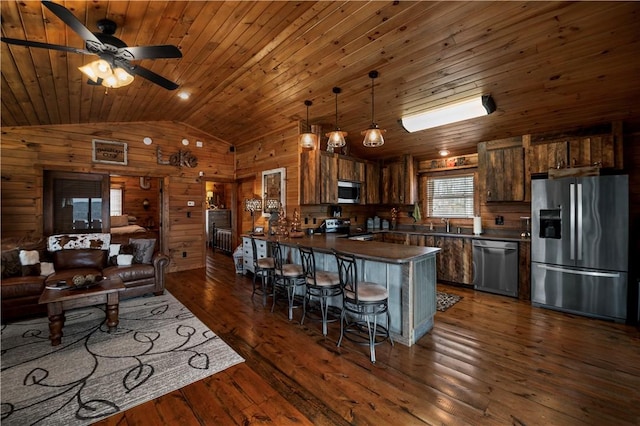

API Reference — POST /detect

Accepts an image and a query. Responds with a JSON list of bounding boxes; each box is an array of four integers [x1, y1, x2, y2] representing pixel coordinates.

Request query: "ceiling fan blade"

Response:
[[1, 37, 93, 55], [116, 45, 182, 61], [127, 65, 179, 90], [42, 1, 104, 50]]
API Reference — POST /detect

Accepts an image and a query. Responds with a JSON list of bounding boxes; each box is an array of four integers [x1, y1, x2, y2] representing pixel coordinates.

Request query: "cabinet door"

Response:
[[320, 152, 338, 204], [569, 135, 615, 168], [382, 162, 403, 204], [364, 162, 381, 204], [338, 158, 364, 182], [528, 141, 568, 174], [300, 151, 320, 205], [486, 146, 524, 202]]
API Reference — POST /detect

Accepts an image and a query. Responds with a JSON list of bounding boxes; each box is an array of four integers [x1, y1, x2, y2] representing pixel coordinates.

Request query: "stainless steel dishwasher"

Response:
[[473, 240, 519, 297]]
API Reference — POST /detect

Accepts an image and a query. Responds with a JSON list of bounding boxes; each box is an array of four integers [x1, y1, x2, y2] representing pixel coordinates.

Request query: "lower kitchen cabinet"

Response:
[[422, 235, 473, 285], [242, 236, 269, 275]]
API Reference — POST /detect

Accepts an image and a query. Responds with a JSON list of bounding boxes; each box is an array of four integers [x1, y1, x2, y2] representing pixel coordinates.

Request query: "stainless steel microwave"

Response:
[[337, 180, 361, 204]]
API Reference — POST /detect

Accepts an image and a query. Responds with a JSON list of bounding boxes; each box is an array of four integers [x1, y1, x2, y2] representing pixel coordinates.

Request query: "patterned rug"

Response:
[[436, 291, 462, 312], [1, 291, 244, 425]]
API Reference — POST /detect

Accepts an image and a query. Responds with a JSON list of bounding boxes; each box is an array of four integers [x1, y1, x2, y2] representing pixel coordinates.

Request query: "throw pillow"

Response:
[[19, 249, 41, 276], [116, 254, 134, 266], [108, 243, 135, 265], [129, 238, 156, 264], [40, 262, 55, 276], [1, 249, 21, 278]]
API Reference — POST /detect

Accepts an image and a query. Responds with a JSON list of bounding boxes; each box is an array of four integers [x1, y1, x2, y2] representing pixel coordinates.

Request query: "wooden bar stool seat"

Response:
[[333, 249, 393, 363], [299, 245, 342, 336]]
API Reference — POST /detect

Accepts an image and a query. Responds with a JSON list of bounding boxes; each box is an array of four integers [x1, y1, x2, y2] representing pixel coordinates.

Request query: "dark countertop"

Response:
[[365, 227, 531, 243], [246, 234, 440, 264]]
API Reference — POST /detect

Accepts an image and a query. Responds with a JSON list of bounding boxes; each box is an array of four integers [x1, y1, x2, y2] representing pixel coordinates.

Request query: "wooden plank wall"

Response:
[[234, 124, 301, 238], [0, 121, 234, 272]]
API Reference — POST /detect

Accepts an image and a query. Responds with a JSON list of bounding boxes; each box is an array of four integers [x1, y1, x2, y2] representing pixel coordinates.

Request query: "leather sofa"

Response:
[[1, 238, 169, 323]]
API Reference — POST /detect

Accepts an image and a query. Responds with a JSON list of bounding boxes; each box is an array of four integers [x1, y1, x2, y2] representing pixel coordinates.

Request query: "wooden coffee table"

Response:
[[38, 277, 125, 346]]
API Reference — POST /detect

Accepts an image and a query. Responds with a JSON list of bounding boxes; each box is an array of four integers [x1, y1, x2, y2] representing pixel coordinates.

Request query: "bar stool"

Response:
[[250, 236, 274, 306], [271, 241, 306, 320], [299, 245, 342, 336], [333, 249, 393, 363]]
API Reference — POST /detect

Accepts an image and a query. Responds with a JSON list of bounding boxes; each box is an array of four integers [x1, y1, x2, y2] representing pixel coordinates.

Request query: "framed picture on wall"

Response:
[[92, 139, 128, 165], [261, 167, 285, 217]]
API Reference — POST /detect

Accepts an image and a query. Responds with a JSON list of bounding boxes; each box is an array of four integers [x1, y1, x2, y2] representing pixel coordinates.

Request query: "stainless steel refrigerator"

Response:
[[531, 175, 628, 322]]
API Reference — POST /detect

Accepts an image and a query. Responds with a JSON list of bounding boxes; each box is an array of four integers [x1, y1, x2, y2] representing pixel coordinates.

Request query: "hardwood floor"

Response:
[[97, 250, 640, 425]]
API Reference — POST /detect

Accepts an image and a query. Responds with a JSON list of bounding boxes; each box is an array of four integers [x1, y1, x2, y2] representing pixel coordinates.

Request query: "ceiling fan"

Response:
[[1, 0, 182, 90]]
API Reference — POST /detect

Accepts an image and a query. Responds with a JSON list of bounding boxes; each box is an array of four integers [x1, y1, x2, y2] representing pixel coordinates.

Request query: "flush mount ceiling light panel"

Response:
[[0, 1, 182, 90], [299, 100, 318, 149], [401, 95, 497, 132]]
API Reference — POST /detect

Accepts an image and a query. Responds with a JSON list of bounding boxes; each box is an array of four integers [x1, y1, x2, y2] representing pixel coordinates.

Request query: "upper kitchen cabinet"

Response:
[[527, 122, 623, 175], [338, 157, 364, 182], [301, 150, 337, 204], [381, 154, 417, 205], [364, 161, 381, 204], [478, 138, 525, 202]]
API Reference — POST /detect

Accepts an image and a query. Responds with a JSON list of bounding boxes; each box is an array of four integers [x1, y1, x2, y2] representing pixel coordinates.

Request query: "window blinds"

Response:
[[427, 175, 474, 218]]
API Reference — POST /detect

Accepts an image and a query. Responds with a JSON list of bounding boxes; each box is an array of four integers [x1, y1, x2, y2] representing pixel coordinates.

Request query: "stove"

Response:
[[320, 218, 351, 234]]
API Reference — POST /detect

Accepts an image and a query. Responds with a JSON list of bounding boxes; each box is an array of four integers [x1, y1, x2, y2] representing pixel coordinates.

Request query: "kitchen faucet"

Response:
[[441, 217, 450, 233]]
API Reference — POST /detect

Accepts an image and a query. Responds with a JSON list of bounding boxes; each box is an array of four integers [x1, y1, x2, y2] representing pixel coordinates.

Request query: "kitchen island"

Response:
[[244, 234, 440, 346]]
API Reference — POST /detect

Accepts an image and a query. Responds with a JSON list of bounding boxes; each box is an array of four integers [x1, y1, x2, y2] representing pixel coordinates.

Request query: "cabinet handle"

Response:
[[487, 190, 491, 198]]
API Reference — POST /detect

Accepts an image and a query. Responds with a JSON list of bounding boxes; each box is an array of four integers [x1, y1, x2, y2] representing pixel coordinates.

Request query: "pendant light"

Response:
[[326, 87, 347, 148], [299, 100, 318, 148], [362, 70, 386, 147]]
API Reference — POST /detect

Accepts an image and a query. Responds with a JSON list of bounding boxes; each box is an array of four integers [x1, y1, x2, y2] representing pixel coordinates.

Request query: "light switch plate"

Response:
[[196, 141, 203, 148], [187, 201, 195, 206]]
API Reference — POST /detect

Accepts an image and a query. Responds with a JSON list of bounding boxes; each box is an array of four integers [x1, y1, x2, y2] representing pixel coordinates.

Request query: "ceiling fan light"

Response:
[[78, 63, 99, 83], [114, 67, 134, 84], [401, 95, 496, 132]]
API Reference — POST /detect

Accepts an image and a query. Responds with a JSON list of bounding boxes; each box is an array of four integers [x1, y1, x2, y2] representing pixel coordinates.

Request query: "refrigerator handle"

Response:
[[577, 183, 583, 261], [570, 183, 575, 260]]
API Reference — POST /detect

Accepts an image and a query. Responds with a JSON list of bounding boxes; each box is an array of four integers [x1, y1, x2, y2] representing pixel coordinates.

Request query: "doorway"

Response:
[[205, 180, 235, 253]]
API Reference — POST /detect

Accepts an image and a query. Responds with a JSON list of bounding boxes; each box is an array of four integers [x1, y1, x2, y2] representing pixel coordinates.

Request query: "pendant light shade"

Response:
[[362, 70, 386, 147], [299, 100, 318, 148], [326, 87, 347, 148]]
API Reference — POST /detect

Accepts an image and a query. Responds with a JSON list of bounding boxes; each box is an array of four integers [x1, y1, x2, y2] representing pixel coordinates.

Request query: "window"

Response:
[[426, 174, 474, 218], [110, 188, 123, 216], [44, 171, 109, 234]]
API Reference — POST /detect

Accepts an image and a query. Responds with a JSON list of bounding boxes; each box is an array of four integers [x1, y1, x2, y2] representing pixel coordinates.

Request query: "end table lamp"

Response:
[[244, 197, 262, 234]]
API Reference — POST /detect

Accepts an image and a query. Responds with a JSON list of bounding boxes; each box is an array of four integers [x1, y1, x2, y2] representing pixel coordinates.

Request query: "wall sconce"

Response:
[[401, 95, 497, 132], [142, 198, 150, 210], [244, 197, 262, 233]]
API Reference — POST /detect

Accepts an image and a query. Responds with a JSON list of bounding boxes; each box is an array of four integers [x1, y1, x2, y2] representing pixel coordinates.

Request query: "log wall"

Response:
[[0, 121, 234, 272]]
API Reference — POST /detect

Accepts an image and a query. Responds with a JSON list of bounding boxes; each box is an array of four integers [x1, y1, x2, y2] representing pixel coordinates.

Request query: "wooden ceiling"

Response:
[[2, 1, 639, 161]]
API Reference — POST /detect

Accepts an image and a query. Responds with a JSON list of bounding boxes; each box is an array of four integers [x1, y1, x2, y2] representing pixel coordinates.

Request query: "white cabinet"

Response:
[[242, 236, 268, 275]]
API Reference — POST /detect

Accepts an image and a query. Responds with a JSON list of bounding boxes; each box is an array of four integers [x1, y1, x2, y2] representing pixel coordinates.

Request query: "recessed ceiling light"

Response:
[[439, 149, 450, 157], [182, 138, 189, 146], [177, 91, 190, 100], [142, 137, 152, 145]]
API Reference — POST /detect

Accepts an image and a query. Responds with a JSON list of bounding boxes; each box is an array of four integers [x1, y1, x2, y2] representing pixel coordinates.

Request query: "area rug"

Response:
[[436, 291, 462, 312], [0, 291, 244, 426]]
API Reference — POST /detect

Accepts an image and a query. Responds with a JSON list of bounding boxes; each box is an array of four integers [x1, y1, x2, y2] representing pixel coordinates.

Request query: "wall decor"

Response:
[[262, 167, 286, 217], [92, 139, 127, 165], [156, 146, 198, 168]]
